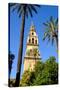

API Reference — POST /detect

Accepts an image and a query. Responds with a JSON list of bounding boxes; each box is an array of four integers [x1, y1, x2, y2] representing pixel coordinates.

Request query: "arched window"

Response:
[[35, 40, 37, 44], [29, 39, 31, 43], [32, 32, 34, 35], [32, 38, 34, 44]]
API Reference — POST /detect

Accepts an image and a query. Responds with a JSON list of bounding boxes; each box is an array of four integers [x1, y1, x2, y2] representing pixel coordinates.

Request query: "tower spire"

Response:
[[30, 21, 35, 32], [31, 21, 34, 26]]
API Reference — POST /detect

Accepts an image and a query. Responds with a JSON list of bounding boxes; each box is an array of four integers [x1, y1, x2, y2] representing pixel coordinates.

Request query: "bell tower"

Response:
[[24, 23, 41, 71]]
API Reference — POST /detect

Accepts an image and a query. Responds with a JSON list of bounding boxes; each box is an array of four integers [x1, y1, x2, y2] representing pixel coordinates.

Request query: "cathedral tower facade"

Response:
[[24, 23, 41, 71]]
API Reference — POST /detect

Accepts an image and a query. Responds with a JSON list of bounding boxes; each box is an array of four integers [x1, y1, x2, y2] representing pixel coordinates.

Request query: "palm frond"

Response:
[[17, 5, 25, 17], [43, 37, 46, 41], [12, 4, 19, 12], [10, 3, 40, 18], [43, 16, 58, 48], [25, 8, 28, 18], [47, 35, 50, 44], [9, 3, 17, 7], [19, 8, 23, 17], [50, 16, 53, 22], [17, 5, 21, 14], [34, 5, 41, 8], [43, 22, 49, 26], [43, 32, 49, 41], [28, 6, 33, 17], [51, 37, 54, 45], [55, 18, 58, 25], [30, 5, 37, 14]]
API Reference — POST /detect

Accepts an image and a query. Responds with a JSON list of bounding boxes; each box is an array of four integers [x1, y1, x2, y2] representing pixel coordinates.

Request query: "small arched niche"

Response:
[[35, 39, 37, 44]]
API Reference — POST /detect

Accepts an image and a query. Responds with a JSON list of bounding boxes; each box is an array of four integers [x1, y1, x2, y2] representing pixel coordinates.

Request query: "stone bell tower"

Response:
[[24, 22, 41, 71]]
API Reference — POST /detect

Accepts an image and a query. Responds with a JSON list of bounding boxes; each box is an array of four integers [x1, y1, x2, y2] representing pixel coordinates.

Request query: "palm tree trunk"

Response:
[[8, 74, 10, 87], [15, 12, 25, 87]]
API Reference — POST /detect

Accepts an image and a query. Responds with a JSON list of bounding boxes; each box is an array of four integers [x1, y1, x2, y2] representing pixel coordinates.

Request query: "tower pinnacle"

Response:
[[30, 22, 35, 32]]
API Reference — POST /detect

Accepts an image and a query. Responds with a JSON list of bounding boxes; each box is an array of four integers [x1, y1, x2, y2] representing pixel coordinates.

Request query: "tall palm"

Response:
[[8, 51, 15, 86], [43, 16, 58, 50], [10, 3, 40, 86]]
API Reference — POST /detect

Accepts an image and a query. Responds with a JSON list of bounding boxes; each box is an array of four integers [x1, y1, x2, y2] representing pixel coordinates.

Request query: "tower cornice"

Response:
[[27, 43, 39, 46], [24, 57, 41, 60]]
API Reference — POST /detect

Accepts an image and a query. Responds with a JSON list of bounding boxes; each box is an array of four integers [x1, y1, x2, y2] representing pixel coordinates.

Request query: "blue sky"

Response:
[[9, 4, 58, 78]]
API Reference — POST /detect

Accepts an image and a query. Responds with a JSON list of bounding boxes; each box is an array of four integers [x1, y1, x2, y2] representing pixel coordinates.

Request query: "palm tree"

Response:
[[43, 16, 58, 50], [8, 51, 15, 86], [10, 3, 40, 86]]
